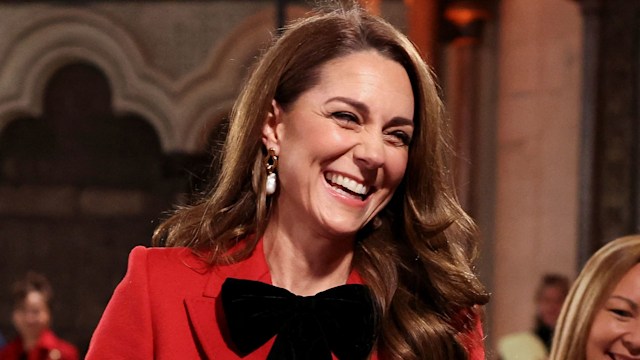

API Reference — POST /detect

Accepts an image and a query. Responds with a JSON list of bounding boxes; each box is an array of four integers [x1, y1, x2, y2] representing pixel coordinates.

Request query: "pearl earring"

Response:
[[264, 148, 278, 195]]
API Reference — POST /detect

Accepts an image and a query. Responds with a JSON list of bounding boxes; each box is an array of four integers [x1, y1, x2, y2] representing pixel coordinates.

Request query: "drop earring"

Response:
[[264, 148, 278, 195]]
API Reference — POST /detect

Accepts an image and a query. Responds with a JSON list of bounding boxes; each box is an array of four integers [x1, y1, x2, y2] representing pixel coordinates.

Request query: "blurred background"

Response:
[[0, 0, 636, 358]]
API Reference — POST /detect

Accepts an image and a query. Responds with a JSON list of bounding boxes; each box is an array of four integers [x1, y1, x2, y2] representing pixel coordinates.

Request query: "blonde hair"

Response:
[[154, 2, 488, 358], [550, 234, 640, 359]]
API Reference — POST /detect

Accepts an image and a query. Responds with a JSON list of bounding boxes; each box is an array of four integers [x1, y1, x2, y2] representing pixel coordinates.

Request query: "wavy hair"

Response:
[[153, 2, 489, 358], [549, 235, 640, 360]]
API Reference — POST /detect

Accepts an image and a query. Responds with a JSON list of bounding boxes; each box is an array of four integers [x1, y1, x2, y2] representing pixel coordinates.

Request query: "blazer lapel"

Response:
[[183, 239, 272, 359], [184, 296, 220, 359]]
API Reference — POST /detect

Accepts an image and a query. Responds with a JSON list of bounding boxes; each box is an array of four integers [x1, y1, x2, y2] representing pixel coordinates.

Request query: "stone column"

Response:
[[491, 0, 581, 347], [443, 1, 490, 211], [405, 0, 439, 65], [573, 0, 603, 266]]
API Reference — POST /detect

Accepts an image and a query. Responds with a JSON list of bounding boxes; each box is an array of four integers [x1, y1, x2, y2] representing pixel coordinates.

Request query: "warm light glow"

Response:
[[445, 2, 490, 27], [358, 0, 381, 15], [404, 0, 438, 63]]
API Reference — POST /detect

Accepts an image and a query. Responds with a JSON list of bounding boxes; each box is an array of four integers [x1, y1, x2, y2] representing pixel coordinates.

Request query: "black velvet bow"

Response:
[[220, 278, 376, 360]]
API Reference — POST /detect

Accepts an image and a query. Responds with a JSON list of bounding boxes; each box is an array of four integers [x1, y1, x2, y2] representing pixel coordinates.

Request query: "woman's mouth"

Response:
[[608, 352, 640, 360], [324, 172, 371, 201]]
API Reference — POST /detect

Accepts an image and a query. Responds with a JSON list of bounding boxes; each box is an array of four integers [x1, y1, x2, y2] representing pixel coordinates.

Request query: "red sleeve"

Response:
[[457, 307, 486, 360], [86, 246, 153, 359]]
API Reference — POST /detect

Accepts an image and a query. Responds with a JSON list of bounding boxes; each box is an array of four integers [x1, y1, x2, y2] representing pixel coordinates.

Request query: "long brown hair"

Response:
[[154, 3, 489, 359]]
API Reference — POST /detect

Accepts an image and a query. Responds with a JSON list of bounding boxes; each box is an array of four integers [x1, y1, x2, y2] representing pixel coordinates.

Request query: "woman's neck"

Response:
[[21, 333, 41, 352], [262, 214, 355, 296]]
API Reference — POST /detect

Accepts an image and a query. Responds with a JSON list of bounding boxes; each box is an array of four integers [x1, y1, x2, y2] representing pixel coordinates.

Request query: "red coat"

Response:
[[0, 329, 78, 360], [87, 240, 485, 359]]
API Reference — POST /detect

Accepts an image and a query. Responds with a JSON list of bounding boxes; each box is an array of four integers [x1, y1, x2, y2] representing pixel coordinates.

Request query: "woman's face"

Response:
[[537, 284, 567, 328], [263, 50, 414, 239], [586, 263, 640, 359], [12, 290, 51, 341]]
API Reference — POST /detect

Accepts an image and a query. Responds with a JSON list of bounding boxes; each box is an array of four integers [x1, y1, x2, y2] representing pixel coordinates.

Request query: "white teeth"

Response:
[[325, 172, 368, 195]]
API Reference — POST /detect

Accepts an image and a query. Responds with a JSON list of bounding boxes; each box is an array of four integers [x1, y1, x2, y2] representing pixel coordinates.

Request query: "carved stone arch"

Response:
[[0, 8, 177, 151], [181, 5, 310, 153], [185, 99, 236, 154]]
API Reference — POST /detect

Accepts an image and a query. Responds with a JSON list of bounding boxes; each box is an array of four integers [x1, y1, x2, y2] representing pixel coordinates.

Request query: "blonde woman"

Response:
[[550, 234, 640, 359]]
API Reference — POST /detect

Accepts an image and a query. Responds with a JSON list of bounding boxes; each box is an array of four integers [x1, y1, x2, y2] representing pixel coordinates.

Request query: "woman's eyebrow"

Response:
[[387, 117, 414, 127], [327, 96, 413, 126], [327, 96, 370, 117]]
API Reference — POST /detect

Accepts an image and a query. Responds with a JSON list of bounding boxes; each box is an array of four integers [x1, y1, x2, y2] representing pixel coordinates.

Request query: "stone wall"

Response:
[[0, 1, 278, 354]]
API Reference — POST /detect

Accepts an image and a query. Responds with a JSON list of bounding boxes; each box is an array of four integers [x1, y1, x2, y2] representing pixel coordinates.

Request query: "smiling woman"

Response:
[[0, 272, 78, 360], [86, 2, 489, 359], [550, 235, 640, 360], [261, 50, 414, 261]]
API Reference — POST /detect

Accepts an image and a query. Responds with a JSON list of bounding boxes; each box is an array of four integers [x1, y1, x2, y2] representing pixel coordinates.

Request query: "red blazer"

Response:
[[0, 329, 79, 360], [87, 240, 485, 359]]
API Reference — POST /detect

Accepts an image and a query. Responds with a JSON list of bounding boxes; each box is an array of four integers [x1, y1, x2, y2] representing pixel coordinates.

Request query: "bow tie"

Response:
[[220, 278, 376, 360]]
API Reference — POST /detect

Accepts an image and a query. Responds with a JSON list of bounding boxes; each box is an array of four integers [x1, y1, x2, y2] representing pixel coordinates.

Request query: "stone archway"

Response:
[[0, 62, 179, 352]]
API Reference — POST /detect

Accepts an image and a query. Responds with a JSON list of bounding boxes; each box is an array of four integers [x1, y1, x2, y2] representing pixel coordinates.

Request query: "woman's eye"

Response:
[[387, 130, 412, 146], [332, 111, 358, 123], [609, 308, 633, 318]]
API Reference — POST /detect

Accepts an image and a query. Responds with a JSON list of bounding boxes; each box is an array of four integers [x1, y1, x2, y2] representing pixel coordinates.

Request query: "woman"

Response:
[[498, 273, 570, 360], [0, 272, 78, 360], [549, 235, 640, 359], [87, 3, 489, 359]]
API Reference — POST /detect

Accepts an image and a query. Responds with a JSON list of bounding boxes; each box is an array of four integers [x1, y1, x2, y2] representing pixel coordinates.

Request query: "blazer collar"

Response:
[[184, 237, 365, 359], [203, 238, 272, 298]]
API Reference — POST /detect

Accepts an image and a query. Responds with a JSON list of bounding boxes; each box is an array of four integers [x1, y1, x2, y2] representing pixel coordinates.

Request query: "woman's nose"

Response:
[[353, 131, 385, 169]]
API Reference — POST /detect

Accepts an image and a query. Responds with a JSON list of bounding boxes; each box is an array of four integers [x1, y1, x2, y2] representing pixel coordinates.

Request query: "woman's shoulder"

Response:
[[126, 245, 212, 276], [129, 244, 191, 257], [115, 246, 215, 301], [497, 331, 547, 358]]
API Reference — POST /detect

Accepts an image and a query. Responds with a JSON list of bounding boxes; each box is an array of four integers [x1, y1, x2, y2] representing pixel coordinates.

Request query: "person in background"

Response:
[[87, 2, 489, 359], [550, 234, 640, 360], [0, 332, 5, 349], [0, 272, 78, 360], [498, 273, 570, 360]]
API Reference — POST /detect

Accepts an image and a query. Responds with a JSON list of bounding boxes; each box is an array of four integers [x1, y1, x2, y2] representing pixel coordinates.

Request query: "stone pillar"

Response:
[[491, 0, 582, 349], [443, 1, 490, 211], [405, 0, 439, 64], [574, 0, 640, 264]]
